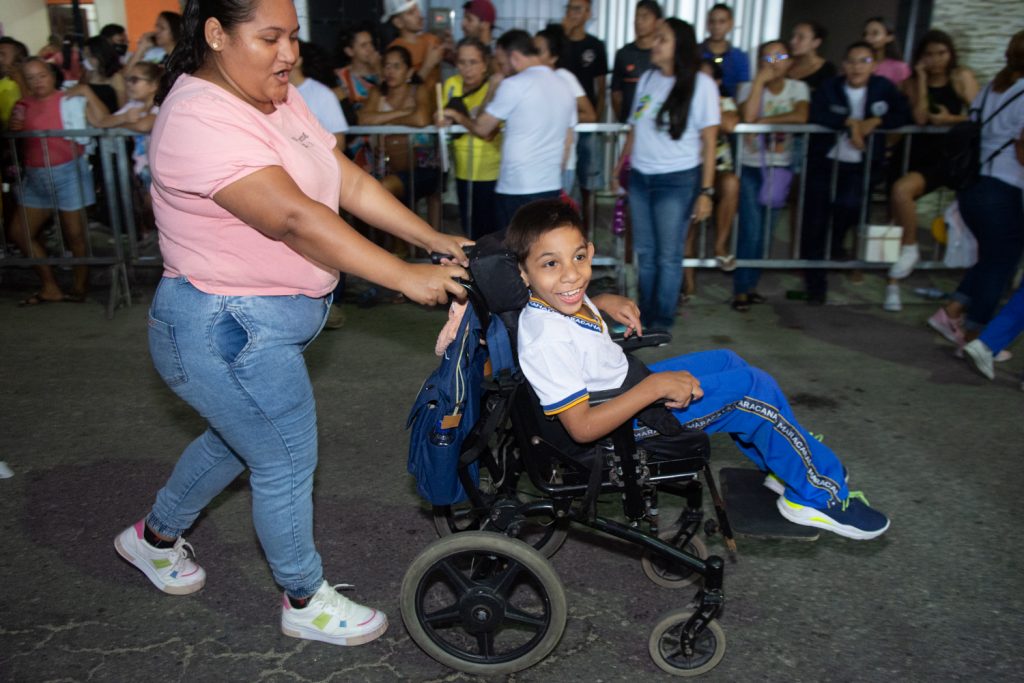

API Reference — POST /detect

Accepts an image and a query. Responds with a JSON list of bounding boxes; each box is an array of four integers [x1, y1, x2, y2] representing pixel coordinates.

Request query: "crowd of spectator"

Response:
[[1, 1, 1022, 381]]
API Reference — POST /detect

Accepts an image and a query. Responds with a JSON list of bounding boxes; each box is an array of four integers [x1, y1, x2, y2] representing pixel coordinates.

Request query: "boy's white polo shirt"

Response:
[[517, 294, 629, 416]]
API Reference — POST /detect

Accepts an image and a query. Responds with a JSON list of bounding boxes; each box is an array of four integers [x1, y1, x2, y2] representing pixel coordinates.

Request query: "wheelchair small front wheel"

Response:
[[401, 531, 567, 676], [648, 607, 726, 677], [641, 530, 708, 589]]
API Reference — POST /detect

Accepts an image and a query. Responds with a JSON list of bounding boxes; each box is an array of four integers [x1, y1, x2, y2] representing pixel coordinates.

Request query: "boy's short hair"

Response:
[[505, 199, 584, 264], [845, 40, 874, 57], [496, 29, 538, 57], [636, 0, 663, 18], [709, 3, 733, 17]]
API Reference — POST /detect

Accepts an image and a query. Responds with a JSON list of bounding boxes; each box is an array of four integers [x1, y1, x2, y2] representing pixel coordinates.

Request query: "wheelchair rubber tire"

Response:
[[648, 607, 726, 677], [432, 503, 570, 558], [401, 531, 567, 676], [640, 531, 709, 589]]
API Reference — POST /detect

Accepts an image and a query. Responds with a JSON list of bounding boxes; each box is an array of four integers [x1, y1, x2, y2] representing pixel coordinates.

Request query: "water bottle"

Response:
[[429, 418, 454, 447]]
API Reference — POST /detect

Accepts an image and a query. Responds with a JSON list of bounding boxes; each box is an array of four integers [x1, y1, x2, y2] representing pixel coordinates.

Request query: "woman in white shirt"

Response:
[[928, 31, 1024, 348], [732, 39, 809, 311], [614, 18, 719, 331]]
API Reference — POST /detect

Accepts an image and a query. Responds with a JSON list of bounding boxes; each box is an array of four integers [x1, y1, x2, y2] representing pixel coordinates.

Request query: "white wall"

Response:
[[92, 0, 128, 31], [1, 0, 50, 50]]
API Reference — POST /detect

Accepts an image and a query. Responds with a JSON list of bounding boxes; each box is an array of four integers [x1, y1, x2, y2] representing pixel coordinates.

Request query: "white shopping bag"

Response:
[[943, 200, 978, 268]]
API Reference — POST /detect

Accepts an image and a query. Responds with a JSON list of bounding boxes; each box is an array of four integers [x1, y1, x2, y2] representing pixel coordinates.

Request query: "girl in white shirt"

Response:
[[613, 18, 719, 331]]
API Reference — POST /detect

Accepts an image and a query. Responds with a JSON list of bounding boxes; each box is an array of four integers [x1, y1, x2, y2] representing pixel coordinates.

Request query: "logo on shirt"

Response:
[[633, 94, 652, 121], [870, 101, 889, 117], [582, 49, 596, 68], [626, 64, 636, 72], [291, 132, 313, 148]]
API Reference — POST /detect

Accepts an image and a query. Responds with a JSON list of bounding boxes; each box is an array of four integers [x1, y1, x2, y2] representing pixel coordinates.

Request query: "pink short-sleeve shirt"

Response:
[[150, 74, 341, 296]]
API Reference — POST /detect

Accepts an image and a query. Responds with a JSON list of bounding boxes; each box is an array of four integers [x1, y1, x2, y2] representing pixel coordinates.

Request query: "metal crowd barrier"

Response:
[[2, 123, 959, 315]]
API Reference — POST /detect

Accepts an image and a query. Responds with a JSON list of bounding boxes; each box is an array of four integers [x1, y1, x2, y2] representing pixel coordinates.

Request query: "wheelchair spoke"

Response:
[[476, 631, 496, 657], [422, 604, 461, 628], [437, 558, 473, 597], [504, 606, 546, 630], [491, 559, 523, 597]]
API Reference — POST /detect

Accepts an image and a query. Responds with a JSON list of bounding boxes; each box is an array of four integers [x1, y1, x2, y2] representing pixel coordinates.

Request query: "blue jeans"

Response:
[[733, 168, 781, 295], [955, 176, 1024, 329], [495, 189, 560, 233], [629, 166, 700, 330], [146, 276, 331, 598], [980, 282, 1024, 354], [651, 350, 847, 508]]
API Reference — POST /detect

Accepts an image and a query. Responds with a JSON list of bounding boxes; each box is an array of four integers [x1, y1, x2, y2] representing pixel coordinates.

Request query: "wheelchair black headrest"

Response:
[[467, 233, 530, 315]]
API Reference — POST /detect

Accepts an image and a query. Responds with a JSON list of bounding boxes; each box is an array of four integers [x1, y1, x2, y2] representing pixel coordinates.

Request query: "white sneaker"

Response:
[[888, 244, 920, 279], [281, 580, 388, 646], [114, 520, 206, 595], [0, 461, 13, 479], [883, 284, 902, 312], [963, 339, 995, 380]]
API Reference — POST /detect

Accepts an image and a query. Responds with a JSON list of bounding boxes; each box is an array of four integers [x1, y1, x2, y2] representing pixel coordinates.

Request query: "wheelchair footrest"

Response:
[[719, 467, 819, 541]]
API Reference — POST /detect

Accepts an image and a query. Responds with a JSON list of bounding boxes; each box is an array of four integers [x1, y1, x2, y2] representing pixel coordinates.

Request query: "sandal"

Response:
[[731, 295, 751, 312], [18, 292, 67, 307], [716, 254, 737, 272]]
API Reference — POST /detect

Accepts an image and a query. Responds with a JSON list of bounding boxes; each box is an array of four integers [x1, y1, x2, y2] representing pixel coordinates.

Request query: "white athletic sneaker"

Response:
[[0, 461, 13, 479], [883, 284, 902, 312], [963, 339, 995, 380], [114, 520, 206, 595], [281, 580, 388, 646], [888, 244, 920, 280]]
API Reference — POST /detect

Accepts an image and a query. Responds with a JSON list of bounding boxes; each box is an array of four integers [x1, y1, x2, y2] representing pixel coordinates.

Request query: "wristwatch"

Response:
[[698, 186, 715, 197]]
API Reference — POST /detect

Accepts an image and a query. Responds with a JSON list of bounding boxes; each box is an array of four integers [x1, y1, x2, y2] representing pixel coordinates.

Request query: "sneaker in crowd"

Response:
[[962, 339, 995, 380], [281, 580, 388, 646], [777, 491, 890, 540], [0, 461, 13, 479], [887, 243, 920, 279], [114, 520, 206, 595], [927, 307, 965, 346], [883, 284, 902, 312], [764, 465, 849, 496]]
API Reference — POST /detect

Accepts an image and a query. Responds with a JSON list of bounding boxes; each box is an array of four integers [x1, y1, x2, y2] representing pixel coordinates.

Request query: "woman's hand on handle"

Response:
[[400, 263, 469, 306]]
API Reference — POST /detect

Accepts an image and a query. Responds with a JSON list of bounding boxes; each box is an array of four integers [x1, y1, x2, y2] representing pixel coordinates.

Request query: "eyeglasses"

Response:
[[845, 56, 875, 65], [126, 76, 153, 84], [761, 53, 790, 64]]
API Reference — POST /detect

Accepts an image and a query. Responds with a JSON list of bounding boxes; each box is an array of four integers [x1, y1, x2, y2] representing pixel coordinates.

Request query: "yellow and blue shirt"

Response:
[[442, 75, 502, 182]]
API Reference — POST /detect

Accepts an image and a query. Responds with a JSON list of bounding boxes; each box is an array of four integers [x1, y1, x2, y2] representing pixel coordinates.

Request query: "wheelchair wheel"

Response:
[[401, 531, 567, 676], [648, 607, 726, 677], [640, 530, 708, 589], [432, 501, 569, 558]]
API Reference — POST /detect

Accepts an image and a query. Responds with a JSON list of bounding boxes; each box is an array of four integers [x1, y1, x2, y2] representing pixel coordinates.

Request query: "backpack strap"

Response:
[[978, 85, 1024, 169]]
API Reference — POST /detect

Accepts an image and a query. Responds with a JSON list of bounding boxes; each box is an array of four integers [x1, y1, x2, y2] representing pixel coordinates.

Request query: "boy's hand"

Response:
[[648, 371, 703, 409], [592, 293, 642, 337]]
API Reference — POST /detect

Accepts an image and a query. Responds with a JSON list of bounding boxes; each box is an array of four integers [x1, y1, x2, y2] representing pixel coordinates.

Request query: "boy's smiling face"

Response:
[[520, 225, 595, 316]]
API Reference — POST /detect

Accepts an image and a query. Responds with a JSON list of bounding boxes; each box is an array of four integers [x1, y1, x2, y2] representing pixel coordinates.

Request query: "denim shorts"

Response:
[[16, 156, 96, 211]]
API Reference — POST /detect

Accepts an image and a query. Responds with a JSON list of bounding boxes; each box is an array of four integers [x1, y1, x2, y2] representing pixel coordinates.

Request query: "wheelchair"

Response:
[[401, 242, 751, 677]]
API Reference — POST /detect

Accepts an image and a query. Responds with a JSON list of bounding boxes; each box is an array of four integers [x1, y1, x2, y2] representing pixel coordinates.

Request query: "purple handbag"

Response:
[[758, 136, 793, 208]]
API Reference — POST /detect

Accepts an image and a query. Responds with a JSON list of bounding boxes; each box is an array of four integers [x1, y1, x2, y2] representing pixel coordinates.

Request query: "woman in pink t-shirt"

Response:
[[863, 17, 911, 86], [112, 0, 469, 647]]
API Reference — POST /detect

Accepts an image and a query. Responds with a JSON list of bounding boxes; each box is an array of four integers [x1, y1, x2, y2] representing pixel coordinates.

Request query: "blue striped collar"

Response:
[[527, 295, 604, 333]]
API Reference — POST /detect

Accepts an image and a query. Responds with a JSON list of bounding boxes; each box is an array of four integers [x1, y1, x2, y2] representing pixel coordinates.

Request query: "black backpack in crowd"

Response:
[[944, 83, 1024, 191]]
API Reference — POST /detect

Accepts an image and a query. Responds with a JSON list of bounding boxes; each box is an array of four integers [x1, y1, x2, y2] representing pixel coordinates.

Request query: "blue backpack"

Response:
[[406, 305, 516, 505]]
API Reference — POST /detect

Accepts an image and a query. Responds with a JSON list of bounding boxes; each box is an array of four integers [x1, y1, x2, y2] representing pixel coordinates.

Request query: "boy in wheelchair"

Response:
[[505, 199, 889, 540]]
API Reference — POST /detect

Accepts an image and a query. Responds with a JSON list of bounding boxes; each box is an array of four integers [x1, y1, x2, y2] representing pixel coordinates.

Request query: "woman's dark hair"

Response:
[[793, 20, 827, 45], [298, 41, 337, 88], [85, 35, 122, 78], [864, 17, 902, 60], [657, 18, 701, 141], [159, 11, 184, 44], [496, 29, 538, 57], [993, 29, 1024, 93], [158, 0, 259, 103], [99, 24, 126, 40], [0, 37, 29, 62], [505, 199, 583, 264], [380, 45, 416, 96], [536, 24, 566, 68], [335, 21, 377, 67], [911, 29, 959, 74], [456, 37, 490, 61], [22, 56, 63, 90]]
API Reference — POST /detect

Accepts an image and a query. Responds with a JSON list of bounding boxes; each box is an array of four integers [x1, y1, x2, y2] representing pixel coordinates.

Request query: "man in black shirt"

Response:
[[611, 0, 661, 122], [561, 0, 609, 235]]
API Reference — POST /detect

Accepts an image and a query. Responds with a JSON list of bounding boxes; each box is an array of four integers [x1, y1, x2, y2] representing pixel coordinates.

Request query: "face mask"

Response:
[[114, 43, 128, 57]]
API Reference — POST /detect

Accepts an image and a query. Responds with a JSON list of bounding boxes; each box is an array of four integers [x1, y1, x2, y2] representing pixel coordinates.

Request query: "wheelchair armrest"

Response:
[[612, 330, 672, 353]]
